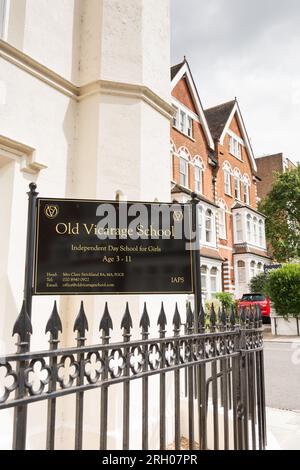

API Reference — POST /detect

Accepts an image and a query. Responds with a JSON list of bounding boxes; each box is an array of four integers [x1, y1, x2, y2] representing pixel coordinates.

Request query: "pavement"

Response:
[[263, 327, 300, 450]]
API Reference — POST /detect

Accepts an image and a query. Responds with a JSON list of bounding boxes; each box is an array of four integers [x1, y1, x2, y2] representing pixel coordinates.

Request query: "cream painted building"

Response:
[[0, 0, 186, 449]]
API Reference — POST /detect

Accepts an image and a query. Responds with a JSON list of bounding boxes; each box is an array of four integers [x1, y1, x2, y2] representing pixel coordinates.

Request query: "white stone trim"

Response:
[[219, 101, 257, 173], [0, 40, 174, 120], [0, 135, 47, 174], [171, 61, 215, 150]]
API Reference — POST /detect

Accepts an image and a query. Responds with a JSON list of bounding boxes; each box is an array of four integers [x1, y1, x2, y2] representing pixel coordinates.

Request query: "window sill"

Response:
[[229, 151, 244, 162], [172, 126, 195, 142]]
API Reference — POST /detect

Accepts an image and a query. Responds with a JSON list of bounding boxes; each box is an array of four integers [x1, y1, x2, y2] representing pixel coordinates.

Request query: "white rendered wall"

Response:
[[0, 0, 179, 450]]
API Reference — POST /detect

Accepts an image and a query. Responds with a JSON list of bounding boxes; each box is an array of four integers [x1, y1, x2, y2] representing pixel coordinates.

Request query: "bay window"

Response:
[[237, 261, 246, 283], [250, 261, 256, 279], [235, 213, 243, 242], [258, 220, 264, 247], [210, 267, 218, 297]]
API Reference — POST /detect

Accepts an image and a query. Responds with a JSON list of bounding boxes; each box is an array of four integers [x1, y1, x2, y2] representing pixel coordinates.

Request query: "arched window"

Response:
[[223, 164, 231, 195], [194, 159, 204, 194], [243, 175, 250, 205], [179, 157, 188, 187], [235, 213, 243, 242], [205, 209, 213, 243], [257, 262, 263, 274], [258, 220, 264, 246], [218, 201, 227, 240], [253, 217, 258, 244], [250, 261, 256, 279], [210, 267, 218, 297], [233, 169, 241, 201], [247, 214, 252, 242], [237, 261, 246, 283]]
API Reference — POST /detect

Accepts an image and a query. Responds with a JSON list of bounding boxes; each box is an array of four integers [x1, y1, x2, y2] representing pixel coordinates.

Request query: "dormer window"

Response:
[[172, 106, 194, 139]]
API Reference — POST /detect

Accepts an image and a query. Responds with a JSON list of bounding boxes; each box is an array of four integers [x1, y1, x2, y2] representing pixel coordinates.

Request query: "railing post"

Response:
[[173, 303, 181, 450], [45, 301, 62, 450], [186, 303, 195, 450], [74, 301, 89, 450], [140, 303, 150, 450], [99, 302, 113, 450], [158, 302, 167, 450], [121, 303, 132, 450], [12, 183, 37, 450], [12, 302, 33, 450]]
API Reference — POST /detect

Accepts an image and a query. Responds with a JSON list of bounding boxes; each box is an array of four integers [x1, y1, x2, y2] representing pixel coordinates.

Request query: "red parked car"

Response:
[[238, 293, 271, 323]]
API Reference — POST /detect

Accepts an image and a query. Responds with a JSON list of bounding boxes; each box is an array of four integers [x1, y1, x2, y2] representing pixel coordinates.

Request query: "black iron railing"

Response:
[[0, 301, 266, 450]]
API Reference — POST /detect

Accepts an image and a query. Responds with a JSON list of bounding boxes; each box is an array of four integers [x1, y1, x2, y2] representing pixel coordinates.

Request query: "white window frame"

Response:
[[234, 175, 241, 201], [229, 135, 242, 159], [187, 116, 193, 138], [179, 156, 189, 188], [250, 261, 256, 279], [237, 260, 246, 283], [243, 182, 250, 205], [210, 267, 218, 298], [180, 110, 186, 134], [0, 0, 8, 39], [224, 169, 231, 195], [258, 219, 264, 247], [253, 217, 258, 244], [194, 161, 203, 194], [235, 213, 243, 243], [246, 214, 252, 242], [205, 209, 213, 244], [218, 205, 227, 240], [172, 107, 179, 128]]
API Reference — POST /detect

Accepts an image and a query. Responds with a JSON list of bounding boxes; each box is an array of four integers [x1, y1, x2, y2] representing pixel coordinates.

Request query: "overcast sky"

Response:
[[171, 0, 300, 163]]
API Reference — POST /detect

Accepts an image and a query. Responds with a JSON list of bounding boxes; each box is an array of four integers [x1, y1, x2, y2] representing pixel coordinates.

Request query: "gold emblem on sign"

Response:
[[173, 211, 183, 222], [44, 204, 59, 219]]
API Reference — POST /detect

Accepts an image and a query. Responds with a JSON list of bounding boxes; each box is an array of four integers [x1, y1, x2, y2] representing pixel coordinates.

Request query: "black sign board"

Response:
[[34, 198, 193, 295]]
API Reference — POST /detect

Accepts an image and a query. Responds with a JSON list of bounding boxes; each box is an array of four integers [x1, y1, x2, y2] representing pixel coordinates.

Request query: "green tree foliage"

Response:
[[259, 166, 300, 262], [215, 292, 235, 310], [265, 264, 300, 317], [249, 273, 268, 294]]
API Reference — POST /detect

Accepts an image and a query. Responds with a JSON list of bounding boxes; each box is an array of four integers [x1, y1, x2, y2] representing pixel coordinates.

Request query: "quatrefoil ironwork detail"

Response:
[[57, 355, 79, 389], [25, 358, 51, 396], [108, 349, 126, 378], [148, 344, 161, 370], [84, 352, 104, 384], [0, 363, 18, 404], [165, 342, 176, 367], [129, 346, 144, 375], [179, 340, 191, 363]]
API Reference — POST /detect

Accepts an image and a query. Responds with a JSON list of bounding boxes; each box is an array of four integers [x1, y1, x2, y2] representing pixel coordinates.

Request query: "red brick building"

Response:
[[255, 153, 297, 200], [170, 60, 270, 300]]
